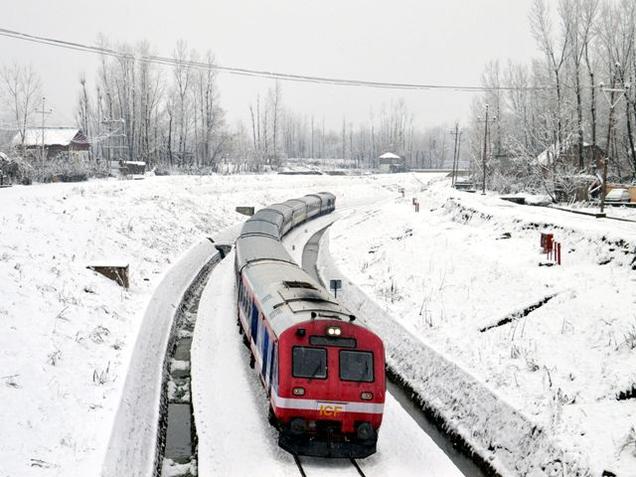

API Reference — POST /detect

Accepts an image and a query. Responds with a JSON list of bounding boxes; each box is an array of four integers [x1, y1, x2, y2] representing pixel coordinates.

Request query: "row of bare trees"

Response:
[[2, 51, 455, 174], [77, 37, 227, 171], [472, 0, 636, 196], [234, 90, 457, 170], [3, 35, 464, 174]]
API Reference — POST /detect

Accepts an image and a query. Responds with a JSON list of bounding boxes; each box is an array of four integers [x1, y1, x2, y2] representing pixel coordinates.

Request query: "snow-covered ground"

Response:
[[0, 173, 425, 477], [324, 176, 636, 475], [191, 212, 462, 477]]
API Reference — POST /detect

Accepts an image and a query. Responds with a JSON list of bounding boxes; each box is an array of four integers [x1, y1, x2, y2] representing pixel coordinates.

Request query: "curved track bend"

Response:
[[301, 226, 486, 477]]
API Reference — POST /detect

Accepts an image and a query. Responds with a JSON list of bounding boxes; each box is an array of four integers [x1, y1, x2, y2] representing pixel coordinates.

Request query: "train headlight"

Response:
[[326, 326, 341, 336], [360, 392, 373, 401], [290, 418, 306, 435], [292, 387, 305, 396], [356, 422, 375, 441]]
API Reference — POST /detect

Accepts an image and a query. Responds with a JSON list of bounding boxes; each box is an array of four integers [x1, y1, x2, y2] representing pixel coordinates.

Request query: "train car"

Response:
[[315, 192, 336, 215], [285, 199, 309, 227], [253, 208, 286, 230], [235, 193, 385, 459], [267, 203, 295, 235], [240, 217, 281, 240], [302, 194, 323, 220]]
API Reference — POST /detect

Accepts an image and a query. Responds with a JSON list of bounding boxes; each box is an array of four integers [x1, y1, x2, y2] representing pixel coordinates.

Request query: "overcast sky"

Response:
[[2, 0, 540, 130]]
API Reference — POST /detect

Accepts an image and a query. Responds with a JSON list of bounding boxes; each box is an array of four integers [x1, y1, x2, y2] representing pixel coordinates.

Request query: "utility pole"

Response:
[[450, 123, 462, 187], [456, 131, 462, 183], [101, 118, 127, 172], [477, 105, 496, 195], [481, 105, 489, 194], [35, 97, 53, 161], [599, 82, 627, 214]]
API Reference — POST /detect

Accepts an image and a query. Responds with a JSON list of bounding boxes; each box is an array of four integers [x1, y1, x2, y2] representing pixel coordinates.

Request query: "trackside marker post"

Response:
[[539, 233, 562, 266], [330, 279, 342, 298]]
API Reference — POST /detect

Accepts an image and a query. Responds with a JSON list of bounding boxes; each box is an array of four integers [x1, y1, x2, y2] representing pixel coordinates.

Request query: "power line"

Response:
[[0, 26, 553, 93]]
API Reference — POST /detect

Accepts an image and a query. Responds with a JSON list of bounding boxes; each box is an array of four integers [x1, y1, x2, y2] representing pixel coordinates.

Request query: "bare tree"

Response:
[[172, 40, 193, 165], [1, 63, 42, 153], [566, 0, 599, 169], [270, 81, 282, 166], [530, 0, 573, 152]]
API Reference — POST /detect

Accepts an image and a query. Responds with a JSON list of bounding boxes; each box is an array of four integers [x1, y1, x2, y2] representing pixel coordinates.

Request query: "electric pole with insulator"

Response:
[[477, 105, 496, 195], [599, 77, 627, 214], [450, 123, 462, 187], [35, 97, 52, 161]]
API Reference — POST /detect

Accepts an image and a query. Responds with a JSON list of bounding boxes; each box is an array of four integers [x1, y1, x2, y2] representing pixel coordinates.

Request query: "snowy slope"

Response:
[[0, 173, 425, 477], [322, 176, 636, 476]]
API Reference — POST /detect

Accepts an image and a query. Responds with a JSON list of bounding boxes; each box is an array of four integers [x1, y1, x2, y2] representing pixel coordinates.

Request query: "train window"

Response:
[[250, 304, 259, 341], [339, 351, 374, 382], [309, 336, 356, 348], [269, 342, 277, 388], [260, 325, 269, 376], [272, 343, 279, 390], [257, 315, 265, 351], [292, 347, 327, 379]]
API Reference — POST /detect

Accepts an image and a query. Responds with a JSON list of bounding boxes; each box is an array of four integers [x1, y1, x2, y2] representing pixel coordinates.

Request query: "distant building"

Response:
[[378, 152, 405, 173], [12, 128, 90, 159], [537, 142, 605, 171]]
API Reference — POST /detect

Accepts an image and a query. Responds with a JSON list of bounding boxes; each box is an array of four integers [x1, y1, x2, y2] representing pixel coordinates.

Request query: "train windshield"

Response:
[[292, 347, 327, 379], [339, 350, 374, 382]]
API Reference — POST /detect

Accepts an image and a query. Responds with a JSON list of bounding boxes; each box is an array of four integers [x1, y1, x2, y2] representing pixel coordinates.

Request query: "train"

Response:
[[234, 193, 386, 458]]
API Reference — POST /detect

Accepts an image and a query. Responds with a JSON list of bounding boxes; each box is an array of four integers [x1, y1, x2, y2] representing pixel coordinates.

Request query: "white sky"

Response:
[[2, 0, 540, 130]]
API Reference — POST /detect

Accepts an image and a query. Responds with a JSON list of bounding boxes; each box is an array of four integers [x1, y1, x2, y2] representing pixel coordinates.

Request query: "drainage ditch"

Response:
[[154, 251, 223, 477], [479, 293, 558, 333]]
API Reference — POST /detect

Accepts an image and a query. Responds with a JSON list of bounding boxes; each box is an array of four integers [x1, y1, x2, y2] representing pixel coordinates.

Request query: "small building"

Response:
[[378, 152, 405, 173], [11, 128, 90, 159], [109, 160, 147, 178], [537, 142, 605, 171], [121, 161, 146, 175]]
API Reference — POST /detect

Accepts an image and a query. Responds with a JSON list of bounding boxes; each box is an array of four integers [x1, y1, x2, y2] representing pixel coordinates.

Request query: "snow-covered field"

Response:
[[0, 173, 423, 477], [6, 171, 632, 476], [324, 176, 636, 475]]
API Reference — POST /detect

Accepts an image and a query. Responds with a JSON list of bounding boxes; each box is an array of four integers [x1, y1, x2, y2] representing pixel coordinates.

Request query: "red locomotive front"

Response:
[[271, 318, 385, 458]]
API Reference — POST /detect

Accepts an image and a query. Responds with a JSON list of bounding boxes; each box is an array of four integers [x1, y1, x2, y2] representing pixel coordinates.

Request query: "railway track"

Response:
[[293, 454, 367, 477], [350, 458, 366, 476]]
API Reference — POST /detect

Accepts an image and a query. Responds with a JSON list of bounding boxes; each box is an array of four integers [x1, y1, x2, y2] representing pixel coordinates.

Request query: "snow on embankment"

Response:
[[317, 230, 588, 476], [317, 179, 636, 476], [441, 190, 636, 269], [102, 238, 220, 476], [0, 177, 243, 477]]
